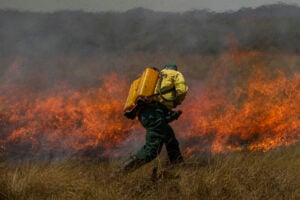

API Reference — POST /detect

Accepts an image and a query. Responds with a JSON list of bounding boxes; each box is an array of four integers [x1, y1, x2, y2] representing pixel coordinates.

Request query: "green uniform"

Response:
[[136, 102, 183, 163], [135, 68, 188, 163], [119, 66, 188, 173]]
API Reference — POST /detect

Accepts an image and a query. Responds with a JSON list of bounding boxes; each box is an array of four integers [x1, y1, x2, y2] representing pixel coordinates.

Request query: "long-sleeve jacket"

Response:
[[153, 68, 188, 109]]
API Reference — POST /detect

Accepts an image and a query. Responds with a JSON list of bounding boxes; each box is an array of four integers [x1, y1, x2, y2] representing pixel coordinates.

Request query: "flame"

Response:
[[0, 73, 136, 159], [179, 51, 300, 154], [0, 51, 300, 160]]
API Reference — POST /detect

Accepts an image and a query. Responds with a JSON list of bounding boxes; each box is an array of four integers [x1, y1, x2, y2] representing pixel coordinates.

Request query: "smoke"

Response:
[[0, 4, 300, 161]]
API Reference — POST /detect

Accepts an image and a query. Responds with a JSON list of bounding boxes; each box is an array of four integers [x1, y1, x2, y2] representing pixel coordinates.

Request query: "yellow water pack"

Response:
[[124, 78, 140, 112], [124, 67, 159, 112]]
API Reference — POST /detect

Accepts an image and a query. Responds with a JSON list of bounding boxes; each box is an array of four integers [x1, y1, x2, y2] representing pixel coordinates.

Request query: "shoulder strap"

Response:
[[150, 71, 177, 102]]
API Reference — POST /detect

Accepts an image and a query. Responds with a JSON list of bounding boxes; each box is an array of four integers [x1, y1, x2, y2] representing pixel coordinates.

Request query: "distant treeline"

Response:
[[1, 3, 300, 59]]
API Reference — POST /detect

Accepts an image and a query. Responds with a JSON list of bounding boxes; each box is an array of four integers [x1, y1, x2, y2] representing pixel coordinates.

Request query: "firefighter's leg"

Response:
[[135, 106, 165, 163], [165, 125, 184, 164], [115, 107, 165, 174]]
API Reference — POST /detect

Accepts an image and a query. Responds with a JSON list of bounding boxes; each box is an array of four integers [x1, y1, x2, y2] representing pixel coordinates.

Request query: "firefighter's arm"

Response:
[[174, 72, 188, 105]]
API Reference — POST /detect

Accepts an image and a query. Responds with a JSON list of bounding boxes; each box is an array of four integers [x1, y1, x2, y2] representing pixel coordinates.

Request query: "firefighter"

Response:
[[119, 62, 188, 173]]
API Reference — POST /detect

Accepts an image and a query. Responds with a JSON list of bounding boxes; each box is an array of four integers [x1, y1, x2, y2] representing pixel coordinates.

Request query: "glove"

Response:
[[165, 110, 182, 123]]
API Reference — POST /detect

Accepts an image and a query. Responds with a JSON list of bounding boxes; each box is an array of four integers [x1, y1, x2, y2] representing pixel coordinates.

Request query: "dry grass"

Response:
[[0, 144, 299, 200]]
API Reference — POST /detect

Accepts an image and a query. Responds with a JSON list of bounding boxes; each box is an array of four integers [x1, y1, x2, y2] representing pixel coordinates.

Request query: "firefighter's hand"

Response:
[[165, 110, 182, 123], [137, 97, 149, 105], [124, 111, 136, 120]]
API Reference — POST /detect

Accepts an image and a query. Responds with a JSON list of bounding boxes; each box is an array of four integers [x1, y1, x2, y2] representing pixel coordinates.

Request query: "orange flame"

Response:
[[0, 52, 299, 160], [0, 73, 136, 159], [179, 52, 300, 154]]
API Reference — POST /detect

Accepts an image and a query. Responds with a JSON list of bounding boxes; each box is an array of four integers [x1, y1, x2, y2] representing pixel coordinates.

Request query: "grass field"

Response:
[[0, 51, 299, 199], [1, 7, 300, 199], [0, 143, 299, 200]]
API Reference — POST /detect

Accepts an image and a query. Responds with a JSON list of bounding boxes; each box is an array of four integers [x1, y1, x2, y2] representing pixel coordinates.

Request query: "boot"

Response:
[[169, 153, 184, 166], [167, 148, 184, 164], [113, 155, 146, 176], [122, 155, 146, 172], [171, 155, 184, 165]]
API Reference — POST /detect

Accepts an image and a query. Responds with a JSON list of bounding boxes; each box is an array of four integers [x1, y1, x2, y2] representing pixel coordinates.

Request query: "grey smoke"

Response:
[[1, 3, 300, 160]]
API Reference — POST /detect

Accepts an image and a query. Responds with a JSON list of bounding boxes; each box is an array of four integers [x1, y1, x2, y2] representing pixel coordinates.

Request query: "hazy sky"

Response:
[[0, 0, 299, 12]]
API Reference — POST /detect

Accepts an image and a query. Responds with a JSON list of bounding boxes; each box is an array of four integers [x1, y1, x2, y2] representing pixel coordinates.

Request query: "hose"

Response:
[[157, 71, 177, 102]]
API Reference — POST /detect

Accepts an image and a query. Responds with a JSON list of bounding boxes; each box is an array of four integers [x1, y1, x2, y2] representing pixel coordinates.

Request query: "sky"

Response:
[[0, 0, 299, 12]]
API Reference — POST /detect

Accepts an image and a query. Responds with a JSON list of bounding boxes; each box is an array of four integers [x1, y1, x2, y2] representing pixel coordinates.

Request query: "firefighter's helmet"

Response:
[[163, 62, 177, 71]]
